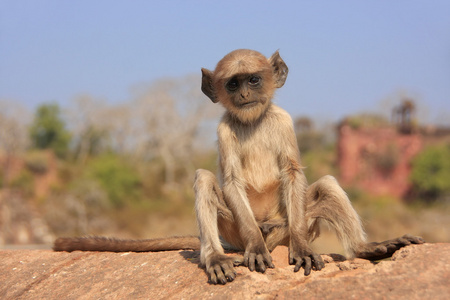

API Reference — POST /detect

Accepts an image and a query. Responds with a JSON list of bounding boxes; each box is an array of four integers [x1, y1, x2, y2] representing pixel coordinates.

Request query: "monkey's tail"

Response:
[[53, 236, 201, 252]]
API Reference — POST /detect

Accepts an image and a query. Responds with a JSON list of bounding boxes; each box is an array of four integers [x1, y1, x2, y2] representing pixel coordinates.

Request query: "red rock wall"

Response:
[[337, 124, 423, 198]]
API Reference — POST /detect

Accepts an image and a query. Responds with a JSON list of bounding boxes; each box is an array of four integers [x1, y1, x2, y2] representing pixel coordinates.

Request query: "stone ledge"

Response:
[[1, 243, 448, 299]]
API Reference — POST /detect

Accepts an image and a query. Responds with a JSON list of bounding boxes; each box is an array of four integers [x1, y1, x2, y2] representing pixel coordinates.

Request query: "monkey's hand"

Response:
[[243, 242, 275, 273], [206, 253, 243, 285], [289, 240, 324, 276], [356, 234, 424, 261]]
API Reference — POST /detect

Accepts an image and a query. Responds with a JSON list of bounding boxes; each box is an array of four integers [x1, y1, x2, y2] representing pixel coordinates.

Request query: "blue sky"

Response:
[[1, 1, 449, 124]]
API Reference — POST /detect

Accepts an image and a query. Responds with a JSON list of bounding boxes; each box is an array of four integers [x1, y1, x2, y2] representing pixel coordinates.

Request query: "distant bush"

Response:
[[43, 179, 112, 236], [301, 146, 337, 182], [24, 151, 49, 174], [297, 132, 325, 154], [29, 103, 71, 158], [346, 114, 389, 130], [410, 144, 450, 200], [10, 170, 34, 196], [85, 154, 142, 207]]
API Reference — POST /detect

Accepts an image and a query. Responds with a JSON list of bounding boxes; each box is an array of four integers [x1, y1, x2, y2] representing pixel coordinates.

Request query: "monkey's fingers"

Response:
[[258, 252, 274, 271], [383, 234, 424, 249], [244, 250, 273, 272], [397, 237, 411, 246], [207, 255, 239, 285], [213, 265, 228, 285], [258, 253, 275, 272], [243, 251, 250, 267], [256, 254, 266, 273], [383, 234, 424, 255], [303, 257, 312, 276], [264, 253, 275, 269], [291, 253, 323, 275], [208, 263, 236, 285], [402, 234, 425, 244], [398, 234, 424, 245], [311, 253, 325, 271], [222, 264, 237, 282], [292, 255, 303, 272], [248, 253, 256, 272], [289, 254, 295, 265], [357, 234, 425, 261], [207, 266, 220, 285]]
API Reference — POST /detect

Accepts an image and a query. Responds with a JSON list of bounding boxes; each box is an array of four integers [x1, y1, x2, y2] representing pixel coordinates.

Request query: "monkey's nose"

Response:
[[240, 92, 249, 99]]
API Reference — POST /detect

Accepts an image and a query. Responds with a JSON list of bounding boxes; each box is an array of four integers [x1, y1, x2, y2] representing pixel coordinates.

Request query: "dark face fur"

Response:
[[219, 68, 274, 123], [201, 49, 288, 124]]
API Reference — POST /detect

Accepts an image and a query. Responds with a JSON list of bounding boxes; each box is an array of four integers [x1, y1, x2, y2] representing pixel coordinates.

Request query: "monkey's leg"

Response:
[[194, 169, 243, 284], [305, 175, 367, 257], [306, 176, 424, 260]]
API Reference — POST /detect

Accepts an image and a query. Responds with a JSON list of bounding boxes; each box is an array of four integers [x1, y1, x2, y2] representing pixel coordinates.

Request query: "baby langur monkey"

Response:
[[54, 49, 424, 285]]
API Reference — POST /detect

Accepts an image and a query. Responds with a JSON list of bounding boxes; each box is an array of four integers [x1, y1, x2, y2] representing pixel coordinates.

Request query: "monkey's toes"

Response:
[[402, 234, 425, 244]]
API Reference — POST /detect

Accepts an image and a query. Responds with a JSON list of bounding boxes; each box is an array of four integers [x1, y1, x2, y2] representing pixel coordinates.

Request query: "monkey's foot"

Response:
[[206, 254, 243, 285], [243, 245, 275, 273], [289, 248, 325, 276], [356, 234, 425, 261]]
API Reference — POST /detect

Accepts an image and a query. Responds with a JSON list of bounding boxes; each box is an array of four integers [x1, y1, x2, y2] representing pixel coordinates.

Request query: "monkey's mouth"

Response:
[[238, 101, 259, 108]]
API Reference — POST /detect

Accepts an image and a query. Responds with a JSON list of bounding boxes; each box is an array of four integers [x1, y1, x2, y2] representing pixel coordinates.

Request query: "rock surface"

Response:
[[1, 243, 448, 299]]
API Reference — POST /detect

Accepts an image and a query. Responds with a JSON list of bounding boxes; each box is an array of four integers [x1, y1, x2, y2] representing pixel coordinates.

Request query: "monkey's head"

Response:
[[201, 49, 288, 123]]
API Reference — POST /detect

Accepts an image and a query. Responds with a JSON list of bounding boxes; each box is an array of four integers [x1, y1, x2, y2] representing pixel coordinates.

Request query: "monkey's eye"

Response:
[[226, 78, 239, 91], [248, 76, 261, 86]]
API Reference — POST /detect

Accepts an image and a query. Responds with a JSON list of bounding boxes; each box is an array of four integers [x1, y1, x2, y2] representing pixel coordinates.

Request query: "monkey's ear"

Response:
[[201, 68, 218, 103], [269, 51, 289, 88]]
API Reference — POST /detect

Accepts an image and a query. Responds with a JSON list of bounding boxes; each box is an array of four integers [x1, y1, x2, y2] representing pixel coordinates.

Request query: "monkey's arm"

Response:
[[218, 126, 274, 272], [355, 234, 424, 260], [279, 122, 324, 275]]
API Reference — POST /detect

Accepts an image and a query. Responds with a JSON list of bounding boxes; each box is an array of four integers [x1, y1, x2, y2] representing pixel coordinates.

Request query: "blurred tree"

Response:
[[43, 179, 111, 236], [0, 101, 30, 186], [100, 102, 135, 156], [29, 103, 71, 158], [68, 96, 110, 163], [129, 74, 221, 186], [377, 90, 428, 126], [410, 144, 450, 201], [294, 116, 313, 132], [86, 154, 142, 207], [294, 116, 325, 154]]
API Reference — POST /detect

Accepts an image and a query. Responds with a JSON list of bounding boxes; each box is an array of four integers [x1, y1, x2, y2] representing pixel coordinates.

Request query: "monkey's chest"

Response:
[[241, 146, 280, 185], [241, 147, 281, 221], [246, 181, 281, 221]]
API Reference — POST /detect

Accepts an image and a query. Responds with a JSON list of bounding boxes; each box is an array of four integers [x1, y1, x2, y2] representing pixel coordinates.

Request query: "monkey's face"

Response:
[[201, 49, 288, 124], [218, 70, 274, 123]]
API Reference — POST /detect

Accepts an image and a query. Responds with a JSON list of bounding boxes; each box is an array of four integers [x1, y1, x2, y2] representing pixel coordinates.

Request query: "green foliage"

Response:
[[29, 103, 71, 158], [410, 144, 450, 199], [10, 170, 35, 196], [301, 146, 337, 182], [85, 154, 142, 207], [297, 132, 325, 154], [24, 150, 49, 174], [346, 114, 389, 129], [74, 125, 109, 159]]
